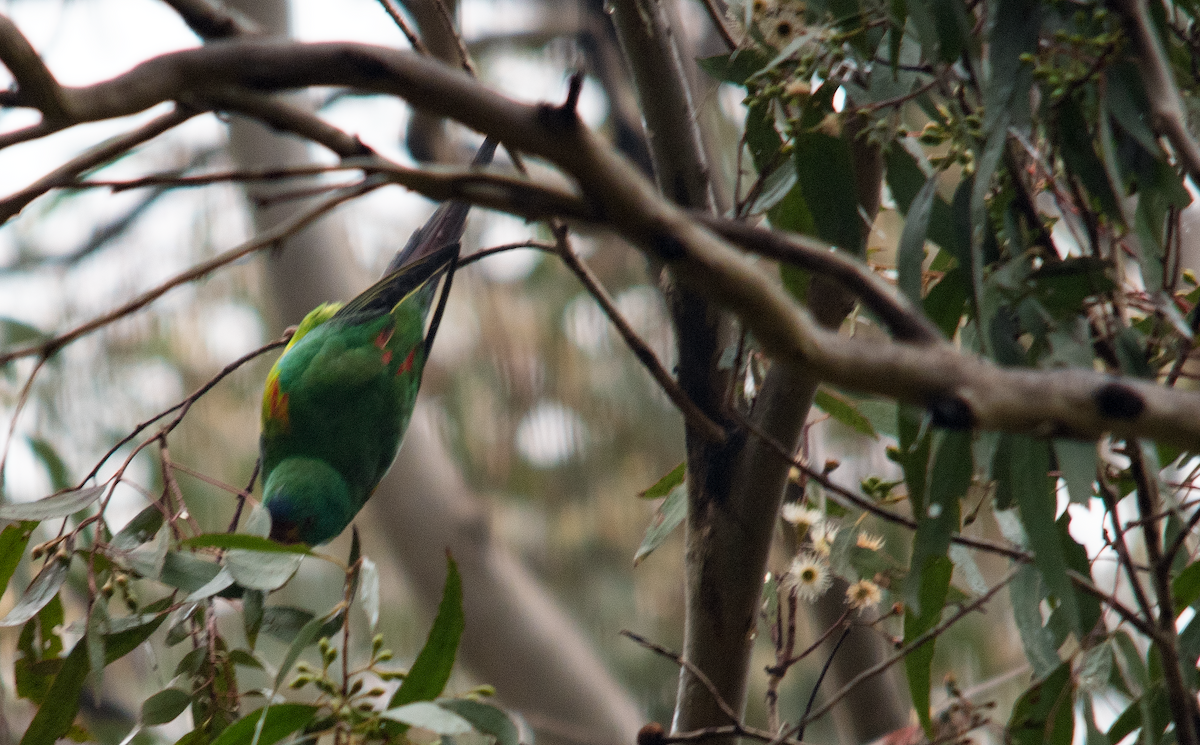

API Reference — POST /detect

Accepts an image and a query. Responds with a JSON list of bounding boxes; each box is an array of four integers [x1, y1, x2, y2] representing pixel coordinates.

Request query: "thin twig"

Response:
[[0, 182, 373, 367], [428, 0, 477, 75], [0, 354, 48, 496], [1129, 442, 1200, 745], [553, 225, 727, 442], [697, 0, 739, 51], [800, 566, 1021, 728], [84, 332, 290, 484], [377, 0, 431, 55], [793, 625, 852, 742], [0, 105, 201, 224], [620, 630, 741, 724], [458, 240, 558, 267]]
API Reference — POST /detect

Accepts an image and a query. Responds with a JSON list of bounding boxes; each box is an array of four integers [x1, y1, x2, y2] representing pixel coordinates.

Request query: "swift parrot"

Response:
[[260, 138, 498, 545]]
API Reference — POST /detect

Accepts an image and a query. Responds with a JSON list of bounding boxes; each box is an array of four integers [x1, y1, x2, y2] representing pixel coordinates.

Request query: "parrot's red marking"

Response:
[[396, 348, 416, 376], [381, 350, 393, 365], [267, 378, 290, 431], [374, 328, 394, 349]]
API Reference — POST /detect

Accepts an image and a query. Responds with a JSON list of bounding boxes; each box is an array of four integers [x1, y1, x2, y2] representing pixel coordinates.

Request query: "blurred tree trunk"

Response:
[[223, 1, 644, 743]]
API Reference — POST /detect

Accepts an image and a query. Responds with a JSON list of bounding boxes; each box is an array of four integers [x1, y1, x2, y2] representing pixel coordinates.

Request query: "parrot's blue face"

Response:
[[263, 456, 356, 545]]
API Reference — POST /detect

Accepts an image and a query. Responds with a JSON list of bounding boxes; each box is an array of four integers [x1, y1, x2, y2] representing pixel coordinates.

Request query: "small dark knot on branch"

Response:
[[927, 394, 975, 430], [637, 723, 666, 745], [1093, 382, 1146, 420]]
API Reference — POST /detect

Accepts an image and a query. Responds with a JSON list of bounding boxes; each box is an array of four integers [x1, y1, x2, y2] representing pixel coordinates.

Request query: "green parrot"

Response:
[[259, 138, 498, 545]]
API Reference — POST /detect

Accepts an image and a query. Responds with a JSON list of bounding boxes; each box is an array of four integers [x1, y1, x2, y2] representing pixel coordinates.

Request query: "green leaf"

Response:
[[15, 595, 64, 704], [210, 704, 318, 745], [897, 174, 938, 304], [1056, 97, 1123, 224], [0, 317, 48, 349], [244, 590, 265, 649], [359, 556, 380, 633], [640, 462, 685, 500], [0, 485, 105, 521], [0, 557, 70, 628], [903, 555, 952, 736], [813, 387, 878, 438], [141, 688, 191, 726], [634, 483, 687, 566], [907, 430, 968, 613], [382, 702, 474, 734], [793, 131, 864, 254], [1009, 563, 1061, 678], [1105, 62, 1159, 155], [1007, 662, 1075, 745], [1009, 435, 1080, 635], [110, 505, 164, 551], [983, 0, 1038, 131], [1078, 642, 1113, 693], [390, 555, 464, 707], [437, 699, 521, 745], [1174, 560, 1200, 613], [183, 568, 236, 602], [923, 266, 968, 339], [750, 158, 798, 214], [1058, 514, 1101, 635], [891, 404, 931, 517], [182, 534, 310, 554], [697, 49, 771, 85], [158, 552, 222, 593], [884, 144, 963, 256], [1053, 439, 1097, 505], [0, 522, 35, 593], [273, 611, 338, 692], [225, 549, 303, 591], [20, 603, 167, 745]]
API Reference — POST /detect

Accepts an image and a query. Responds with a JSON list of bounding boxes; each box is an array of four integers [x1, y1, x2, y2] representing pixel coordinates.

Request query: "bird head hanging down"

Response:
[[259, 138, 499, 545]]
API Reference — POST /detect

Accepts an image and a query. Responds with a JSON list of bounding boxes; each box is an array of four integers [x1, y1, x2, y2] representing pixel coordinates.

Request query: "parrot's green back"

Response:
[[260, 138, 498, 545]]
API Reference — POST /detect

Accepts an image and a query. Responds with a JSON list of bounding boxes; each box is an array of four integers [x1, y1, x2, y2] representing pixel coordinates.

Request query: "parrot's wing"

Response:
[[332, 241, 460, 322]]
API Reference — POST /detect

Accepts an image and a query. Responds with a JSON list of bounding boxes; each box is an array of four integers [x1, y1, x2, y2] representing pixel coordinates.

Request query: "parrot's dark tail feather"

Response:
[[422, 246, 460, 359], [382, 137, 500, 276]]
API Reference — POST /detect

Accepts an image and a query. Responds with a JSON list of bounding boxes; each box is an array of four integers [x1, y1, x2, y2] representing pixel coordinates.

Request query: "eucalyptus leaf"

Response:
[[639, 462, 685, 500], [897, 174, 938, 304], [0, 485, 104, 522], [813, 387, 878, 438], [141, 688, 191, 726], [210, 704, 318, 745], [225, 549, 303, 591], [0, 557, 70, 628], [437, 699, 522, 745], [110, 505, 165, 551], [634, 483, 687, 566], [1006, 661, 1074, 745], [389, 555, 464, 708], [382, 701, 474, 735]]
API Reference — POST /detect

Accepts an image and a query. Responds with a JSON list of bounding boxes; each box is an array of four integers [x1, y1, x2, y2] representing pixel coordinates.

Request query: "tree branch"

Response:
[[0, 13, 67, 119], [2, 40, 1200, 447], [1113, 0, 1200, 185]]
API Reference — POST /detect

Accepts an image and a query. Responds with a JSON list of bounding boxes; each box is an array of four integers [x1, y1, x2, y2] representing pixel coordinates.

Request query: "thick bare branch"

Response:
[[2, 40, 1200, 447], [0, 14, 67, 119]]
